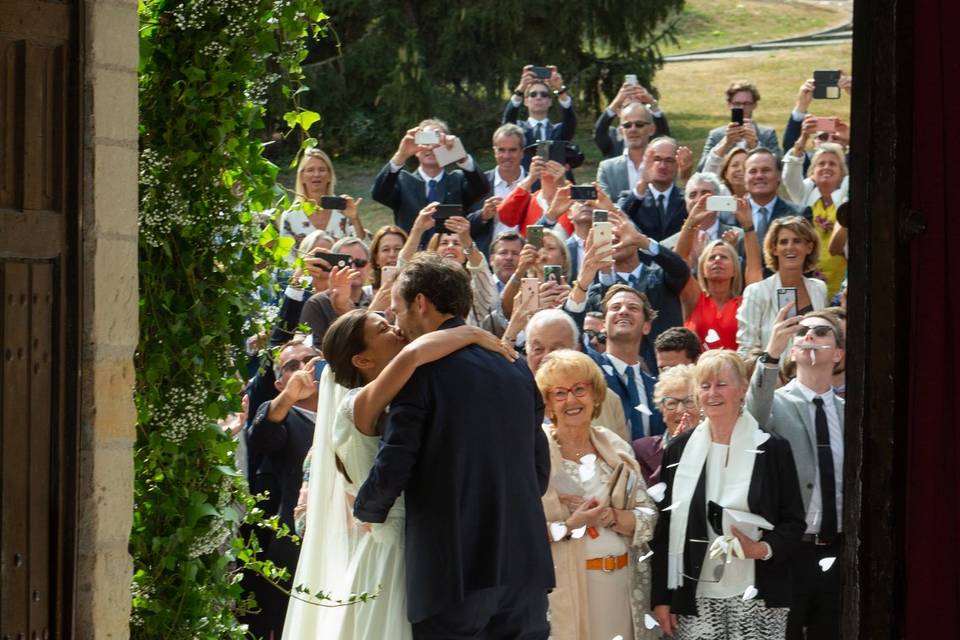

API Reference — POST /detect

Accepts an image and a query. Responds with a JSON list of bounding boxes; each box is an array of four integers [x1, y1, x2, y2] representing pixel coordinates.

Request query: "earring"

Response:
[[738, 398, 745, 416]]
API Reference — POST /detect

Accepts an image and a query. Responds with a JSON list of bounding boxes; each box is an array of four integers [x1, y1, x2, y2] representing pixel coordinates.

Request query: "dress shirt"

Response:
[[416, 166, 446, 199], [492, 166, 526, 238], [749, 196, 779, 235], [638, 182, 675, 205], [793, 381, 844, 534], [605, 352, 651, 436], [622, 147, 645, 194]]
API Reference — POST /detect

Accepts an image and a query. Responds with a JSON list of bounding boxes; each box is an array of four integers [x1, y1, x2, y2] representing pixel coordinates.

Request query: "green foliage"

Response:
[[134, 0, 327, 636], [287, 0, 685, 159]]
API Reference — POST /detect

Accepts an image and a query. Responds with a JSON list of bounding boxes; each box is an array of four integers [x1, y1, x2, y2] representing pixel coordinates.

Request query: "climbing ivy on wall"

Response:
[[133, 0, 326, 636]]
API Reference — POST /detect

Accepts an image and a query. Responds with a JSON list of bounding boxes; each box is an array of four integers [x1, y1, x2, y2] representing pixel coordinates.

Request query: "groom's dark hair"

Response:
[[397, 253, 472, 318]]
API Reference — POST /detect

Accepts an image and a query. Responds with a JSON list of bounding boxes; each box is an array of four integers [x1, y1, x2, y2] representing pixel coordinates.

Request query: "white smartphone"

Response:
[[624, 74, 639, 86], [381, 265, 399, 285], [521, 277, 540, 309], [414, 129, 440, 146], [706, 195, 738, 212], [433, 136, 467, 166], [776, 287, 798, 318]]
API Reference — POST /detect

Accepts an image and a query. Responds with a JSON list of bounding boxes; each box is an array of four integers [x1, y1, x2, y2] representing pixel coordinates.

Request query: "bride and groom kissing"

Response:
[[284, 253, 556, 639]]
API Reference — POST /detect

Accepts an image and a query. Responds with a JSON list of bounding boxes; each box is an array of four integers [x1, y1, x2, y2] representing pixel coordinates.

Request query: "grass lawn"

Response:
[[660, 0, 847, 55]]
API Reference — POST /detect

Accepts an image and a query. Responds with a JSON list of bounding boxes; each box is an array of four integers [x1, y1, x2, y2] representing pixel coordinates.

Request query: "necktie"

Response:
[[628, 272, 640, 290], [756, 206, 769, 242], [657, 193, 666, 226], [427, 178, 438, 204], [624, 366, 645, 439], [813, 397, 838, 540]]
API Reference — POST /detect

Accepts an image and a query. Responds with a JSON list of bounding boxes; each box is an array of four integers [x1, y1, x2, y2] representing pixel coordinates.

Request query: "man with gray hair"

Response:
[[525, 309, 630, 443], [661, 171, 746, 267], [468, 123, 527, 256], [298, 236, 373, 343]]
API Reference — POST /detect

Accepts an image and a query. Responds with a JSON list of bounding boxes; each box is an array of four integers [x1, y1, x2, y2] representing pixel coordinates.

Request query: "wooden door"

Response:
[[0, 0, 80, 637]]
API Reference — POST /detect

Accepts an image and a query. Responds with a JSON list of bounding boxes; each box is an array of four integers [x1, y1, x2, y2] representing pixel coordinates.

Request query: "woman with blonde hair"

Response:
[[736, 216, 827, 356], [536, 349, 658, 640], [365, 225, 408, 312], [650, 350, 805, 639], [279, 148, 367, 263], [703, 147, 748, 197]]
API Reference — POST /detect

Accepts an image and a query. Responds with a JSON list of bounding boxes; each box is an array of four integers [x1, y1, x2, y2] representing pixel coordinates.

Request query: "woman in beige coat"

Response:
[[535, 350, 659, 640]]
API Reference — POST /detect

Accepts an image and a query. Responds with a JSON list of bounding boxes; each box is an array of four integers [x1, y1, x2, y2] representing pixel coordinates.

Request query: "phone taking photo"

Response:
[[414, 129, 440, 146], [624, 74, 639, 86], [526, 225, 544, 249], [570, 185, 598, 201], [433, 137, 467, 166], [543, 265, 563, 283], [314, 360, 327, 383], [592, 209, 608, 223], [432, 204, 463, 232], [731, 107, 744, 126], [706, 195, 738, 213], [776, 287, 798, 318], [813, 70, 842, 99], [521, 278, 540, 309], [531, 66, 551, 79], [320, 195, 347, 210]]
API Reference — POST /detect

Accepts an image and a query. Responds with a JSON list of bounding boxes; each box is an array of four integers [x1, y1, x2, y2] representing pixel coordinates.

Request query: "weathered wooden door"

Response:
[[0, 0, 80, 636]]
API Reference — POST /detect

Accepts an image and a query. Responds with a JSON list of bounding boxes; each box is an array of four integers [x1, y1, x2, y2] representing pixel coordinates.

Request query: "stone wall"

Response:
[[76, 0, 139, 637]]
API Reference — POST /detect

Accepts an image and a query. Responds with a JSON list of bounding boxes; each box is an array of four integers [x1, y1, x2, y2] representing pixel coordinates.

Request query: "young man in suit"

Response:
[[467, 124, 526, 256], [615, 137, 690, 242], [596, 102, 656, 200], [371, 118, 488, 233], [747, 308, 846, 640], [697, 80, 783, 170], [354, 253, 554, 639], [502, 65, 576, 148], [593, 81, 671, 158]]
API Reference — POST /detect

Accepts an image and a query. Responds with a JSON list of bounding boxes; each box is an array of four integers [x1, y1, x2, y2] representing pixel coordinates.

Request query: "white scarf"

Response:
[[667, 412, 761, 589]]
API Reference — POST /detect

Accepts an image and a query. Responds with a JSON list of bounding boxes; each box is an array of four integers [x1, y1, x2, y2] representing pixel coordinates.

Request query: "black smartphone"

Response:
[[527, 225, 544, 249], [531, 66, 551, 79], [813, 70, 842, 99], [314, 251, 354, 270], [731, 107, 744, 125], [570, 185, 598, 201], [320, 195, 347, 210], [432, 204, 462, 232], [536, 140, 552, 157]]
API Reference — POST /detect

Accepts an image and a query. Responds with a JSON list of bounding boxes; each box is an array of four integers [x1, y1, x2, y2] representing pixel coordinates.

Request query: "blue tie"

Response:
[[427, 178, 439, 203], [756, 206, 769, 242], [625, 366, 645, 439]]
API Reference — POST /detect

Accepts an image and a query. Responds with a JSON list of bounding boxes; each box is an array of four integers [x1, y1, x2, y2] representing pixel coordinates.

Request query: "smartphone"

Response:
[[813, 70, 842, 99], [315, 251, 354, 270], [381, 265, 399, 285], [432, 204, 463, 232], [320, 195, 347, 210], [433, 136, 467, 166], [706, 195, 738, 213], [521, 277, 540, 309], [624, 73, 639, 86], [531, 66, 551, 79], [731, 107, 744, 126], [776, 287, 798, 319], [543, 265, 563, 283], [812, 117, 837, 133], [526, 225, 544, 249], [314, 360, 327, 383], [592, 209, 608, 223], [570, 185, 598, 201], [591, 221, 613, 248], [536, 140, 552, 158], [414, 129, 440, 145]]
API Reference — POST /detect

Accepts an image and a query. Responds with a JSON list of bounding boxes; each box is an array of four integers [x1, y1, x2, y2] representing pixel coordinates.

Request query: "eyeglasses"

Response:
[[527, 90, 551, 98], [651, 155, 677, 165], [583, 329, 607, 344], [547, 381, 593, 401], [280, 356, 314, 374], [661, 396, 696, 411], [621, 120, 652, 129], [796, 324, 836, 339]]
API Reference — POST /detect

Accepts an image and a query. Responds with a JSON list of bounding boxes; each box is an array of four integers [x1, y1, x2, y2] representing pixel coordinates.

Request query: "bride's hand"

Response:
[[471, 326, 518, 362]]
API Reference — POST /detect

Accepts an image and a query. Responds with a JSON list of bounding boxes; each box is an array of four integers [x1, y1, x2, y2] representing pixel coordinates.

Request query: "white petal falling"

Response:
[[549, 522, 568, 542], [644, 613, 660, 629], [811, 348, 817, 366], [819, 557, 837, 572], [638, 550, 654, 563], [635, 403, 653, 416], [705, 328, 721, 344], [602, 364, 615, 376], [663, 500, 682, 512], [742, 585, 759, 601], [646, 482, 667, 503], [666, 462, 680, 469], [638, 507, 656, 516], [570, 526, 587, 539], [611, 636, 624, 640], [578, 454, 598, 482], [744, 449, 765, 455], [754, 431, 771, 446]]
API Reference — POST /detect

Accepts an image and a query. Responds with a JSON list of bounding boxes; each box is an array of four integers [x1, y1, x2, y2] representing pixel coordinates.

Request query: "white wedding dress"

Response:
[[283, 371, 411, 639]]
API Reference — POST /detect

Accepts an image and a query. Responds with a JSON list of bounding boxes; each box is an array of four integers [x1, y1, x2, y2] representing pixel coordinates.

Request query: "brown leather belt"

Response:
[[585, 553, 629, 572], [800, 533, 844, 546]]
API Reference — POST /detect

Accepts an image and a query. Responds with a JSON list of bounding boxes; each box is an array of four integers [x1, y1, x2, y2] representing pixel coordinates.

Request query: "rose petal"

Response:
[[549, 522, 568, 542], [570, 526, 587, 539], [635, 403, 653, 416], [705, 329, 721, 344], [646, 482, 667, 503], [819, 557, 836, 572], [638, 550, 654, 563], [644, 613, 660, 629], [666, 462, 680, 469], [742, 585, 758, 601], [744, 449, 765, 455]]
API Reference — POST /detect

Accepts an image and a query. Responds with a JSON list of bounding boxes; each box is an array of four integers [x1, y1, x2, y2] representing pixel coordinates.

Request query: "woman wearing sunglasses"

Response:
[[650, 350, 805, 639], [535, 349, 659, 640]]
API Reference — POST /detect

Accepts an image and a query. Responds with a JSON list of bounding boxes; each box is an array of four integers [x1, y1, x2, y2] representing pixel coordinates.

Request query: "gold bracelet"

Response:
[[573, 280, 588, 293]]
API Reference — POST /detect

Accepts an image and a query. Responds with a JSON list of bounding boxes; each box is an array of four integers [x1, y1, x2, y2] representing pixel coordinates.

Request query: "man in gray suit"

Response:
[[697, 80, 782, 171], [747, 307, 845, 640], [596, 102, 656, 200]]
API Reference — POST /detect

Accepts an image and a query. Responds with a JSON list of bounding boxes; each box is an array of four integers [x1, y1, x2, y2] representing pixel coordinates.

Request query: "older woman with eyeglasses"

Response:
[[650, 350, 805, 640], [633, 364, 698, 485], [536, 349, 659, 640]]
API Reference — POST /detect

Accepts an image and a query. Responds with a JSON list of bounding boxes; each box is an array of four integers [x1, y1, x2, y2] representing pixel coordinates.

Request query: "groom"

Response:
[[354, 253, 555, 638]]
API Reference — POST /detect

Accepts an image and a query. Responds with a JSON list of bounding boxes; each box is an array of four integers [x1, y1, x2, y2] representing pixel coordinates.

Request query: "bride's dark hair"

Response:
[[322, 309, 371, 389]]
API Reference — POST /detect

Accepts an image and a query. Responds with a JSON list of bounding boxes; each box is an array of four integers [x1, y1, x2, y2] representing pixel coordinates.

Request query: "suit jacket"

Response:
[[586, 348, 666, 439], [593, 109, 671, 158], [596, 155, 634, 201], [502, 100, 577, 146], [616, 185, 688, 242], [650, 428, 806, 616], [747, 365, 845, 515], [566, 234, 583, 282], [696, 123, 783, 171], [466, 169, 499, 257], [371, 162, 489, 233], [354, 317, 555, 622], [736, 272, 828, 356]]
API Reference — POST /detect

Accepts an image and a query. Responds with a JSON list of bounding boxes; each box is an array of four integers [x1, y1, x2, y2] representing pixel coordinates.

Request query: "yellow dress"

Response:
[[810, 199, 846, 299]]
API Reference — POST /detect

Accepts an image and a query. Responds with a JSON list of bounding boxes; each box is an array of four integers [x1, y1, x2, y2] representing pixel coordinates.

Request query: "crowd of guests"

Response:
[[234, 64, 852, 639]]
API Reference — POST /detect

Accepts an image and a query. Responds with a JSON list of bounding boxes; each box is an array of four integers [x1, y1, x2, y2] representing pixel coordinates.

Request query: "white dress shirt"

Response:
[[793, 381, 844, 534], [622, 147, 645, 194]]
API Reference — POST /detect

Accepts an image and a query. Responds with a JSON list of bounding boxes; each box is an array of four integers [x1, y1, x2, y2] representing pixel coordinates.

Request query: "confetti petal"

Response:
[[819, 557, 836, 572], [663, 500, 682, 512], [742, 585, 758, 601], [549, 522, 568, 542], [753, 431, 771, 446], [644, 613, 660, 629], [635, 403, 653, 416], [744, 449, 765, 455], [570, 526, 587, 539], [578, 454, 598, 482], [611, 636, 624, 640], [705, 328, 721, 344], [602, 364, 615, 376], [666, 462, 680, 469], [646, 482, 667, 503], [638, 550, 654, 563]]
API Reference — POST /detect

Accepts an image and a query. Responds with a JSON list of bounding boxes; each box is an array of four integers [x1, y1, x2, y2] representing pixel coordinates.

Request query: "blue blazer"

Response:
[[354, 317, 555, 622], [502, 99, 577, 146], [616, 186, 688, 242], [586, 347, 666, 439]]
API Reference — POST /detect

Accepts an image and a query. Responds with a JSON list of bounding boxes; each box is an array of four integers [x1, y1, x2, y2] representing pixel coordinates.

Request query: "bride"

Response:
[[282, 305, 525, 638]]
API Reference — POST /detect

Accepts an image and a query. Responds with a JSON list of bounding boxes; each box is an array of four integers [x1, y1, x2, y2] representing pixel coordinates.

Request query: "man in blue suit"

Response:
[[615, 137, 689, 241], [371, 118, 489, 234], [502, 65, 576, 150], [355, 253, 554, 638], [742, 148, 808, 276]]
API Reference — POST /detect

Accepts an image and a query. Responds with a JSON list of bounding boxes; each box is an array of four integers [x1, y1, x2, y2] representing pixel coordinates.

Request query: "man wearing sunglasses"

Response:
[[747, 307, 846, 640], [596, 102, 656, 200], [502, 64, 577, 148], [299, 237, 373, 345]]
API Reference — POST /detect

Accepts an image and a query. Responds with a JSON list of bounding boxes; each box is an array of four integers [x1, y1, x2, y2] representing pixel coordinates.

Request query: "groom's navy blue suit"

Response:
[[354, 317, 555, 635]]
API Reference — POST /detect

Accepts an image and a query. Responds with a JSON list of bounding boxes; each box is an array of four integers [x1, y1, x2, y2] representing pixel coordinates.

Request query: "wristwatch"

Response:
[[759, 351, 780, 365], [513, 89, 524, 97], [463, 242, 476, 258]]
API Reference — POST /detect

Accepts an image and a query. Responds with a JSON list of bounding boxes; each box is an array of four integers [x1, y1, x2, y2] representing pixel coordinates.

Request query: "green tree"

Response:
[[290, 0, 684, 158]]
